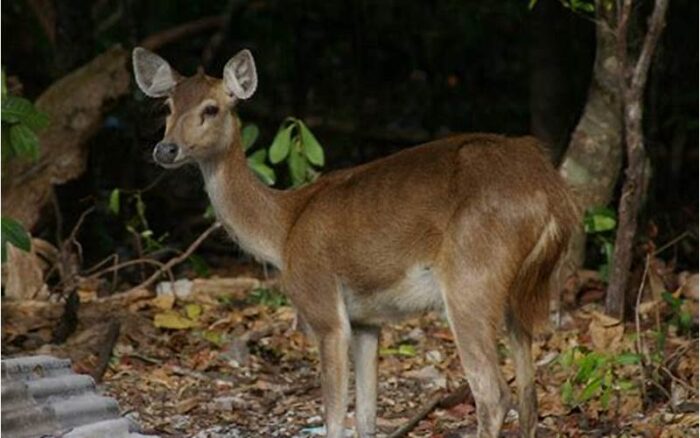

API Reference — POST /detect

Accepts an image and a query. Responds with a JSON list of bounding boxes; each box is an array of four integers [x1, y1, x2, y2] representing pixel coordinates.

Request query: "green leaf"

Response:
[[154, 311, 199, 329], [269, 124, 294, 164], [298, 121, 325, 166], [202, 330, 225, 347], [135, 194, 147, 224], [288, 145, 308, 187], [397, 344, 417, 356], [615, 352, 642, 365], [579, 376, 603, 401], [574, 352, 601, 383], [241, 123, 260, 151], [618, 379, 636, 391], [561, 380, 574, 405], [9, 124, 40, 160], [203, 204, 216, 220], [185, 303, 203, 320], [109, 189, 120, 214], [1, 217, 31, 262], [248, 148, 267, 164], [528, 0, 538, 10], [249, 161, 276, 185], [584, 207, 616, 233], [1, 95, 49, 131]]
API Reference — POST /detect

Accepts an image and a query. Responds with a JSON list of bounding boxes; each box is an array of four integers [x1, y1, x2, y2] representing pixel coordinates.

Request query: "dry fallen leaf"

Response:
[[588, 311, 624, 353], [151, 293, 176, 310], [154, 311, 199, 329]]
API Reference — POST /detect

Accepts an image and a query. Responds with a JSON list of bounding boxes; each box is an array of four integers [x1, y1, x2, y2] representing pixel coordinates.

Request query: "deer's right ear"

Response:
[[132, 47, 179, 98]]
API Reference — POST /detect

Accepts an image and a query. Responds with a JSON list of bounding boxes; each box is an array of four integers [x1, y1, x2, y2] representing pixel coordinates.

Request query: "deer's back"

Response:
[[283, 134, 577, 310]]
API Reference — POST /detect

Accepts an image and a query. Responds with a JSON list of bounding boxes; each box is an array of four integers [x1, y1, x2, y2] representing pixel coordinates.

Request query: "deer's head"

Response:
[[132, 47, 258, 168]]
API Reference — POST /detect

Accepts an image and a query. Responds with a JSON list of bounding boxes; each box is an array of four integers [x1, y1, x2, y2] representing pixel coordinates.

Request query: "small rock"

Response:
[[170, 415, 190, 431], [426, 349, 442, 363], [306, 415, 322, 425], [220, 338, 250, 365], [405, 365, 446, 388], [156, 279, 193, 300], [211, 395, 245, 411], [405, 327, 425, 342]]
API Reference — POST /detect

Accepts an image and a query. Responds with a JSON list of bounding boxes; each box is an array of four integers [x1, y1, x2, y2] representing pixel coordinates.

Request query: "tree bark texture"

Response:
[[1, 47, 130, 230], [559, 0, 624, 270], [605, 0, 670, 319]]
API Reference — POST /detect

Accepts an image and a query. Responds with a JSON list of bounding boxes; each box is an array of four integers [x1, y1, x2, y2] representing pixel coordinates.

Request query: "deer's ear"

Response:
[[132, 47, 179, 98], [223, 49, 258, 101]]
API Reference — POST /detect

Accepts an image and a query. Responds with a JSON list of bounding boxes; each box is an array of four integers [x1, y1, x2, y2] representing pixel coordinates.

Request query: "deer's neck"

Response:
[[199, 139, 292, 269]]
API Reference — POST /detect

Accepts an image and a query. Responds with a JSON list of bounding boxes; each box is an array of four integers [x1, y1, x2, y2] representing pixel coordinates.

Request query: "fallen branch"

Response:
[[388, 383, 471, 438], [91, 320, 121, 383], [127, 222, 222, 292]]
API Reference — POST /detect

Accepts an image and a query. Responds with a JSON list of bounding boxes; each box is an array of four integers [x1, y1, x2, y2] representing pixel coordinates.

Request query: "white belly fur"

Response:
[[342, 265, 444, 325]]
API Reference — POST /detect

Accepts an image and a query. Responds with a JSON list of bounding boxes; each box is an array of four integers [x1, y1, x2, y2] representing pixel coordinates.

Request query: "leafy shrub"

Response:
[[1, 69, 49, 161], [556, 346, 640, 410], [1, 217, 31, 262], [584, 206, 617, 281]]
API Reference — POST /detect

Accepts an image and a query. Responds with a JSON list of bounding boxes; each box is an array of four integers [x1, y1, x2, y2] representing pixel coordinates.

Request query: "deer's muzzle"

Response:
[[153, 142, 180, 166]]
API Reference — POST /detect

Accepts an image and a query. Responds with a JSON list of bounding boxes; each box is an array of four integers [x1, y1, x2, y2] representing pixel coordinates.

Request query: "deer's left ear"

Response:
[[223, 49, 258, 101]]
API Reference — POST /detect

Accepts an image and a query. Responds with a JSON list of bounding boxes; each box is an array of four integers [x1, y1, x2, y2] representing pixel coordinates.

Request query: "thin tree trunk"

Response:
[[605, 0, 670, 319], [559, 0, 624, 269]]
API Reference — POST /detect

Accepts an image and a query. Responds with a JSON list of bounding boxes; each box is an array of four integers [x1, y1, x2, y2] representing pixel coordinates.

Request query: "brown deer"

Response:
[[133, 47, 579, 438]]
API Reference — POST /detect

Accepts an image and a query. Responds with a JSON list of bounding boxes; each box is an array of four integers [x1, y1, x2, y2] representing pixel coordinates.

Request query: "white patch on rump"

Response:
[[342, 265, 444, 325]]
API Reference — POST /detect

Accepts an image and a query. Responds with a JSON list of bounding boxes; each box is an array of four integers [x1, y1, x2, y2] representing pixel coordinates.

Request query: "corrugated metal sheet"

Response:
[[1, 355, 157, 438]]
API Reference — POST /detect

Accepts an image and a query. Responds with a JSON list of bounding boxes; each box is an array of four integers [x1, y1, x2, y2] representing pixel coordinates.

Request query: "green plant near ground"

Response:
[[584, 206, 617, 281], [1, 69, 49, 161], [556, 346, 641, 410], [654, 291, 694, 352], [1, 217, 31, 262], [247, 287, 289, 308]]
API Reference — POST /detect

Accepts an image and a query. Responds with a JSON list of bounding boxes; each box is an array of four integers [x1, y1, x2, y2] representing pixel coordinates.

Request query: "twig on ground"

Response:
[[388, 383, 471, 438], [92, 320, 121, 383], [127, 222, 222, 292]]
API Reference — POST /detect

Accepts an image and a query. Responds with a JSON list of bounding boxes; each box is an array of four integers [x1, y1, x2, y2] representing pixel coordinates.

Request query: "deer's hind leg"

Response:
[[506, 311, 537, 438], [437, 260, 513, 438]]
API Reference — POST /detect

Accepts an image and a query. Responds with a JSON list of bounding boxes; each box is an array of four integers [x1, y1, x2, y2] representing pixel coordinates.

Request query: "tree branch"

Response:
[[127, 221, 222, 292], [631, 0, 670, 93]]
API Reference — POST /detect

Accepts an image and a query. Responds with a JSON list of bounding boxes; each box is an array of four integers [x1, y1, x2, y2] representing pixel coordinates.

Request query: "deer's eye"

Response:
[[203, 105, 219, 117]]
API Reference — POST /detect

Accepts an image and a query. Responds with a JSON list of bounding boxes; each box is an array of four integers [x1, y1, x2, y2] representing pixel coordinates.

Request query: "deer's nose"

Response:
[[153, 142, 179, 164]]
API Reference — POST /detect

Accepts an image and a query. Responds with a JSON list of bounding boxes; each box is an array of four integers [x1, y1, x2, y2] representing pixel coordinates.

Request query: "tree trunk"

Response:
[[605, 0, 670, 319], [559, 0, 624, 270]]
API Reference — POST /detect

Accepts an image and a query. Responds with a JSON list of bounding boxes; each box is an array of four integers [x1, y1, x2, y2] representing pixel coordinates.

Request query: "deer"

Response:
[[132, 46, 579, 438]]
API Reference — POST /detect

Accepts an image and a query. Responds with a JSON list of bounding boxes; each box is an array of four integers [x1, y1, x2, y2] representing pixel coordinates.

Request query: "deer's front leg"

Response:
[[318, 322, 350, 438], [352, 325, 380, 438]]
